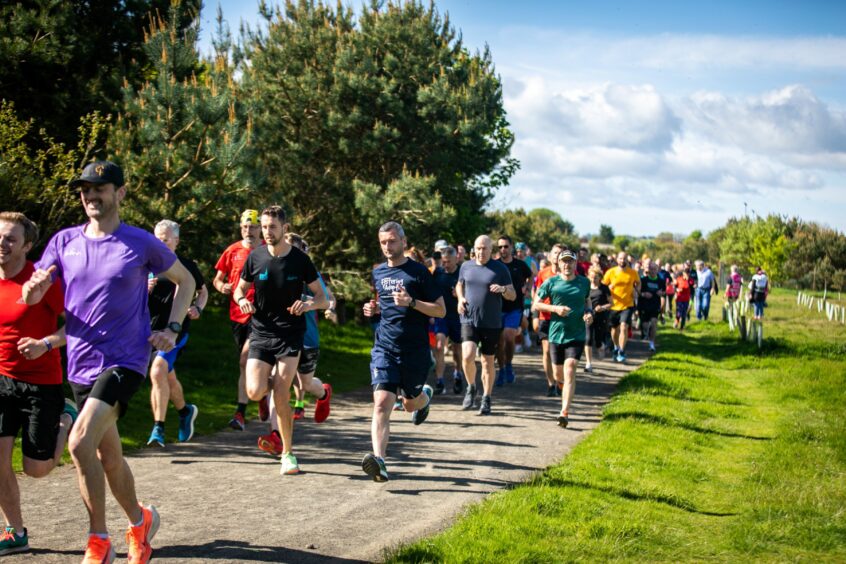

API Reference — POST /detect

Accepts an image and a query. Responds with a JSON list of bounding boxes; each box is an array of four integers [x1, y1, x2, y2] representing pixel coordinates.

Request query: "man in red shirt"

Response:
[[213, 210, 263, 430], [0, 212, 75, 556], [532, 244, 563, 396]]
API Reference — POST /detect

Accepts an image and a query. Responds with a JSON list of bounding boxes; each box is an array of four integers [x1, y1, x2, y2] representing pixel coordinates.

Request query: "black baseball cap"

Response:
[[70, 161, 125, 188]]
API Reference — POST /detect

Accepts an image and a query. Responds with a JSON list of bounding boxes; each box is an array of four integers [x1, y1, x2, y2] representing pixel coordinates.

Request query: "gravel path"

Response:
[[9, 344, 644, 563]]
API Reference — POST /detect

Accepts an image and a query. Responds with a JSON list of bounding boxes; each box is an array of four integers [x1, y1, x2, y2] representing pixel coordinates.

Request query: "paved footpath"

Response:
[[10, 343, 645, 563]]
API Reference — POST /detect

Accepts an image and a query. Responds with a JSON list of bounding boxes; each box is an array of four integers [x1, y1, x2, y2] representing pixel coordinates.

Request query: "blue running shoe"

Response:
[[147, 425, 165, 448], [412, 385, 433, 425], [505, 364, 515, 384], [495, 368, 505, 387], [178, 404, 198, 442]]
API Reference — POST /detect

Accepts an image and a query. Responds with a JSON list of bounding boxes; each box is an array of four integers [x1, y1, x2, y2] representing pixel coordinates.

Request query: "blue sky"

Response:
[[198, 1, 846, 237]]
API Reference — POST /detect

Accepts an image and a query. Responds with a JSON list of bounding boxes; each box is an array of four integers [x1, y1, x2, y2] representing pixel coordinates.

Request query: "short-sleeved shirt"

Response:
[[148, 254, 205, 340], [372, 259, 442, 353], [674, 277, 691, 302], [533, 266, 558, 321], [215, 241, 256, 324], [589, 284, 611, 312], [0, 261, 65, 385], [37, 223, 177, 386], [240, 245, 319, 338], [432, 266, 460, 321], [458, 259, 512, 328], [602, 266, 640, 311], [536, 275, 590, 345], [497, 258, 533, 313], [303, 273, 329, 349], [639, 275, 664, 314]]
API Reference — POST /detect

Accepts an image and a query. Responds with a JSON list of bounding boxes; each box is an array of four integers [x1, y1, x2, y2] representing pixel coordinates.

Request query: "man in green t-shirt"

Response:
[[532, 249, 593, 428]]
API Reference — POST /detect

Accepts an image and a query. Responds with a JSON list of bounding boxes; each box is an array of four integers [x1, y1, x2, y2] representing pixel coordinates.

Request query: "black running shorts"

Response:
[[231, 321, 251, 351], [0, 374, 64, 461], [549, 341, 585, 365], [297, 347, 319, 374], [70, 366, 145, 419], [248, 333, 304, 365], [460, 325, 501, 356], [609, 307, 636, 327]]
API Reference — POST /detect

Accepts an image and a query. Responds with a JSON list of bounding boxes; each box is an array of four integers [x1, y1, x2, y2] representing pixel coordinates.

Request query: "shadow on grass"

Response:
[[542, 477, 737, 517], [617, 373, 745, 406], [603, 411, 773, 441]]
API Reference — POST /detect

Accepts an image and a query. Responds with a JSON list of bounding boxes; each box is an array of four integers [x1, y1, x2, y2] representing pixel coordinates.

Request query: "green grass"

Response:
[[388, 289, 846, 563], [12, 307, 374, 470]]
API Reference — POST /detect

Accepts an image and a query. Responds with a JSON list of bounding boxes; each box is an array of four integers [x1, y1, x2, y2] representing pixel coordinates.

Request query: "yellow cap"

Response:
[[240, 209, 259, 225]]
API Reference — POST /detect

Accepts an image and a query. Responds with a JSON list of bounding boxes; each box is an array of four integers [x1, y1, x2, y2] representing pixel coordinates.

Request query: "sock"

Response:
[[15, 529, 25, 538], [319, 389, 328, 400], [237, 402, 247, 415], [154, 421, 165, 430], [294, 400, 305, 408], [130, 514, 143, 527], [177, 405, 191, 417]]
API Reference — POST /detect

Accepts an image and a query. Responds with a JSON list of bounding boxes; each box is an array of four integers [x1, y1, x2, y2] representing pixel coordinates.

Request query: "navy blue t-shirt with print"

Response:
[[373, 259, 442, 354]]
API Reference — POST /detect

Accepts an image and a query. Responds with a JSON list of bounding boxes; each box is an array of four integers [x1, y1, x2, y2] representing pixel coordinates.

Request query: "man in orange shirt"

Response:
[[601, 251, 641, 363], [532, 244, 563, 396]]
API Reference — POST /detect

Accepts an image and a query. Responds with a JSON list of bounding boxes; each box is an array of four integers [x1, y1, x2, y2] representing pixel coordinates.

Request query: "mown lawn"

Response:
[[388, 289, 846, 562], [12, 306, 374, 469]]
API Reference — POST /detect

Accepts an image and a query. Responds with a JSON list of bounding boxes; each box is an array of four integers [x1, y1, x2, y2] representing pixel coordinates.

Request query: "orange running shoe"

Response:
[[125, 504, 159, 564], [82, 535, 115, 563], [257, 431, 283, 456], [314, 383, 332, 423]]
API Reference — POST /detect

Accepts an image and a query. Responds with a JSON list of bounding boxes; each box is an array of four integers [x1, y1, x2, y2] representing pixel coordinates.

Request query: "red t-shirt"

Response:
[[674, 277, 691, 302], [214, 241, 256, 324], [0, 261, 64, 385], [534, 265, 558, 321]]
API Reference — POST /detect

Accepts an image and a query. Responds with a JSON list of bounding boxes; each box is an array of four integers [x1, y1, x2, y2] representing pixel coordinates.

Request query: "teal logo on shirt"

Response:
[[259, 269, 268, 281], [287, 275, 298, 281]]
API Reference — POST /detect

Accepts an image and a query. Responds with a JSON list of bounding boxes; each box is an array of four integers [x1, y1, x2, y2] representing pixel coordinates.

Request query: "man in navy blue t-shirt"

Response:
[[361, 221, 445, 482]]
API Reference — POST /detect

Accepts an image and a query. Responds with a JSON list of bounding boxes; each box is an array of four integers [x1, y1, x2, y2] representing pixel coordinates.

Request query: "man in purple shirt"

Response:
[[23, 161, 195, 563]]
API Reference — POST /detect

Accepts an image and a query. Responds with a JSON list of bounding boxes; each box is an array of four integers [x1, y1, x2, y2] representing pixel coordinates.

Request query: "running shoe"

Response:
[[125, 504, 159, 564], [0, 527, 28, 556], [293, 406, 305, 420], [82, 535, 115, 564], [555, 384, 563, 397], [361, 453, 389, 482], [412, 385, 433, 425], [453, 372, 463, 394], [393, 399, 404, 411], [495, 368, 504, 387], [314, 383, 332, 423], [177, 404, 198, 442], [505, 364, 515, 384], [63, 398, 79, 425], [584, 364, 593, 373], [258, 395, 269, 422], [546, 386, 556, 397], [558, 415, 569, 428], [478, 394, 491, 416], [618, 353, 627, 363], [281, 452, 300, 475], [229, 411, 245, 431], [434, 378, 445, 395], [461, 384, 476, 410], [146, 426, 165, 448], [257, 431, 283, 456], [649, 343, 656, 352]]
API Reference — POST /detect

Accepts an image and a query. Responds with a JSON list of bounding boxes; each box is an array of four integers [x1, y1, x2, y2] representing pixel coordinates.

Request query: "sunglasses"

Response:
[[498, 245, 510, 249]]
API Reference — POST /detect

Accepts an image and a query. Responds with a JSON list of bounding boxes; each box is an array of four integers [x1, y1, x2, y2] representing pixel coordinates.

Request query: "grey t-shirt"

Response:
[[458, 259, 512, 328]]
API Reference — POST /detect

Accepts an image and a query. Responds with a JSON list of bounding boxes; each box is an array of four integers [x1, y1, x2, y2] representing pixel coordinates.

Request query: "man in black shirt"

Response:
[[638, 260, 665, 352], [146, 220, 207, 447], [495, 236, 533, 386], [233, 205, 329, 476], [432, 245, 463, 395]]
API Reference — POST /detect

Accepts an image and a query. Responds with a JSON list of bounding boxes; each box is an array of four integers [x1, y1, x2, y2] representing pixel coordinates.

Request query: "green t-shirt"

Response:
[[537, 274, 591, 345]]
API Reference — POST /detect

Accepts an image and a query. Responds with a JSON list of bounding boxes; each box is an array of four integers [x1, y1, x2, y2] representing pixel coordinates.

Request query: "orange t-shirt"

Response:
[[601, 266, 639, 310], [533, 265, 558, 321]]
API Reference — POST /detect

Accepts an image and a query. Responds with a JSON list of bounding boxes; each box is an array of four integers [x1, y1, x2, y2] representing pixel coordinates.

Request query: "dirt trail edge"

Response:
[[12, 343, 645, 563]]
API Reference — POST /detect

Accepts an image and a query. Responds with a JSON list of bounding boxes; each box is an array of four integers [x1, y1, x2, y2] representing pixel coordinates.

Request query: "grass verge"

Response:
[[387, 288, 846, 562]]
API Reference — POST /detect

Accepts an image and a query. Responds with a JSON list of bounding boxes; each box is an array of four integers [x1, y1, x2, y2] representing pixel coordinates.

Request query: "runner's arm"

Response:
[[213, 270, 232, 295], [410, 295, 446, 319], [289, 278, 329, 315], [158, 259, 196, 332], [21, 265, 57, 305], [232, 278, 256, 314], [17, 324, 66, 360]]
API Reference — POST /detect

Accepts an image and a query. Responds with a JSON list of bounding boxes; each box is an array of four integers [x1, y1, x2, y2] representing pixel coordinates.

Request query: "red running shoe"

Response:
[[258, 395, 269, 422], [293, 406, 305, 420], [314, 383, 332, 423], [257, 431, 283, 456]]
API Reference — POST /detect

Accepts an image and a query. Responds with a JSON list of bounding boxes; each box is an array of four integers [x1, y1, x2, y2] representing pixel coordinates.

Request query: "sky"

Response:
[[198, 0, 846, 237]]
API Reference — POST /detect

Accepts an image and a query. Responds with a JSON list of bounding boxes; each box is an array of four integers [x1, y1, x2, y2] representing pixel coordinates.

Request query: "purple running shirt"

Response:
[[37, 223, 177, 386]]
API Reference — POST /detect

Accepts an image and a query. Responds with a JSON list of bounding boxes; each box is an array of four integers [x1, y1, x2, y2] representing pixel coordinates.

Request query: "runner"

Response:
[[694, 260, 717, 321], [638, 261, 664, 352], [23, 161, 196, 563], [602, 251, 640, 363], [257, 233, 334, 456], [456, 235, 515, 415], [532, 249, 593, 428], [674, 268, 692, 330], [432, 246, 463, 395], [145, 220, 207, 447], [233, 206, 330, 475], [213, 209, 264, 431], [361, 221, 445, 481], [749, 267, 769, 320], [583, 265, 611, 372], [495, 236, 533, 385], [0, 212, 75, 557], [533, 244, 563, 395]]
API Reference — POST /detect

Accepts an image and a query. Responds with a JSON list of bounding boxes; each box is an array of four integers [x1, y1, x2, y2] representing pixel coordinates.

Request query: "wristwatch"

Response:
[[167, 321, 182, 334], [409, 298, 417, 309]]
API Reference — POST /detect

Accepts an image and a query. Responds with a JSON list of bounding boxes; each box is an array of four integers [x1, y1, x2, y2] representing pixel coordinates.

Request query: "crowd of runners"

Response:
[[0, 160, 770, 561]]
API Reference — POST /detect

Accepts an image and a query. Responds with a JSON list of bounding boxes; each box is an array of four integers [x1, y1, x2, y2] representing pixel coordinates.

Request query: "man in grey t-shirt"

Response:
[[456, 235, 515, 415]]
